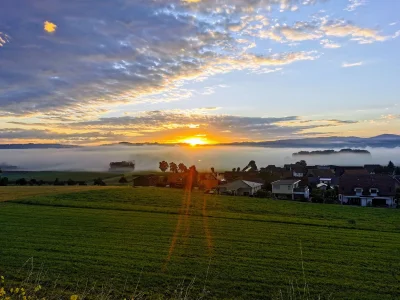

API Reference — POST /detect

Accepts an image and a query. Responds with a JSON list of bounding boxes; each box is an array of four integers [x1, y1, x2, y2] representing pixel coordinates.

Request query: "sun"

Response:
[[182, 137, 208, 146]]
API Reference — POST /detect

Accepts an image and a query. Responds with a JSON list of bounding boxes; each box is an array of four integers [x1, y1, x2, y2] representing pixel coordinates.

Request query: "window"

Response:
[[370, 188, 378, 194], [355, 188, 363, 194], [288, 185, 291, 190]]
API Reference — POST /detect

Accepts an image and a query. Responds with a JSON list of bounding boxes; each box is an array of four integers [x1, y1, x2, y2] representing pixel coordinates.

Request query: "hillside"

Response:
[[0, 187, 399, 299]]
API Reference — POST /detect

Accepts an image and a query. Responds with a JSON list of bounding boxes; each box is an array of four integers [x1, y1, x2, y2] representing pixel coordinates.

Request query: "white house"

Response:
[[218, 180, 263, 196], [339, 174, 397, 207], [271, 179, 309, 200]]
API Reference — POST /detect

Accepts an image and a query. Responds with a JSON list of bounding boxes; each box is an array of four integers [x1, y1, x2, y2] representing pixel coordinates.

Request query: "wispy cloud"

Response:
[[345, 0, 366, 12], [342, 61, 363, 68]]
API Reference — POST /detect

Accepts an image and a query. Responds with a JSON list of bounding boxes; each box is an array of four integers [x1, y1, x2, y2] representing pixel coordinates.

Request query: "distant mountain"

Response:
[[221, 134, 400, 148], [0, 143, 79, 149]]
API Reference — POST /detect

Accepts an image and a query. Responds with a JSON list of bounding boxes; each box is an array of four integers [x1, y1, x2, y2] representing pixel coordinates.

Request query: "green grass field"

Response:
[[0, 187, 399, 299], [1, 171, 121, 182]]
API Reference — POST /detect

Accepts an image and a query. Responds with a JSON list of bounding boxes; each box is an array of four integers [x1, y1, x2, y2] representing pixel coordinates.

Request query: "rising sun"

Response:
[[182, 137, 208, 146]]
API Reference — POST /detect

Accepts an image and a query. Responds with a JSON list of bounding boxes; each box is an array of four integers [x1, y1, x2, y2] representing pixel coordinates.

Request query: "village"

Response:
[[131, 160, 400, 208]]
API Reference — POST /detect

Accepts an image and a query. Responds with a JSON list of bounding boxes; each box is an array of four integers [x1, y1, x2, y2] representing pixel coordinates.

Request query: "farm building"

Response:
[[218, 180, 263, 196], [339, 174, 397, 207]]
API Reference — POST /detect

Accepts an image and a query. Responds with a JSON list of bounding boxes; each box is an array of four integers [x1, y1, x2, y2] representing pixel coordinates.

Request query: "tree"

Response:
[[179, 163, 188, 173], [94, 178, 106, 186], [232, 168, 236, 172], [67, 179, 76, 186], [0, 177, 8, 186], [248, 160, 258, 171], [169, 162, 178, 173], [159, 161, 169, 172], [237, 167, 241, 172], [16, 178, 27, 186], [297, 160, 307, 167], [395, 167, 400, 175], [211, 167, 215, 174], [311, 189, 324, 203], [119, 176, 128, 183], [388, 161, 395, 172]]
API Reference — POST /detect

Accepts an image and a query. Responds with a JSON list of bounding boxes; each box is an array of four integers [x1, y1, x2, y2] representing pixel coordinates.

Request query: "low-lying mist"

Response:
[[1, 145, 399, 172]]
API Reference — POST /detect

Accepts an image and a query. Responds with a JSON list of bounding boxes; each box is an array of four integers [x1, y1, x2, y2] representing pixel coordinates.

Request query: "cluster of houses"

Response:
[[132, 163, 400, 208]]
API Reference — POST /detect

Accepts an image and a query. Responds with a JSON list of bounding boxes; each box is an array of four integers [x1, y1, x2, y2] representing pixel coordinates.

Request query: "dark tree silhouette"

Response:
[[179, 163, 188, 173], [297, 160, 307, 167], [211, 167, 215, 174], [243, 160, 258, 172], [170, 162, 178, 173], [237, 167, 241, 172], [159, 161, 169, 172], [388, 161, 395, 172], [0, 177, 8, 186], [16, 178, 27, 186], [232, 168, 236, 172], [94, 178, 106, 186]]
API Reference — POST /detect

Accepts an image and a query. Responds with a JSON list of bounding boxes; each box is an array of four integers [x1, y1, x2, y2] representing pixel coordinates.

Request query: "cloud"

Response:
[[321, 21, 388, 44], [320, 39, 341, 49], [1, 108, 363, 144], [342, 61, 363, 68], [44, 21, 57, 33], [0, 0, 391, 120], [344, 0, 365, 12], [0, 32, 10, 47]]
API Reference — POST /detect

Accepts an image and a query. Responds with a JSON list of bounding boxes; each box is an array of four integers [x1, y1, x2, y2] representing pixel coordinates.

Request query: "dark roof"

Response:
[[308, 169, 335, 178], [343, 169, 369, 175], [292, 167, 306, 173], [272, 179, 301, 185], [339, 174, 396, 196], [364, 164, 381, 172]]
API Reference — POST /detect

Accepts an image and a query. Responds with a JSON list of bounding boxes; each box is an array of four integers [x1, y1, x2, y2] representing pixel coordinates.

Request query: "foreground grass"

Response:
[[0, 186, 122, 202], [0, 187, 399, 299]]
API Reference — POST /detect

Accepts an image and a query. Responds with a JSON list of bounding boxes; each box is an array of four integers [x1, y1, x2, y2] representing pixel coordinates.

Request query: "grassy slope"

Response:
[[0, 187, 399, 299], [1, 171, 120, 182], [0, 186, 121, 202]]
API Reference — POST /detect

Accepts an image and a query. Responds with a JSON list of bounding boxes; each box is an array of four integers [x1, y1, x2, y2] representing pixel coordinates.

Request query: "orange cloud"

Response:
[[44, 21, 57, 33]]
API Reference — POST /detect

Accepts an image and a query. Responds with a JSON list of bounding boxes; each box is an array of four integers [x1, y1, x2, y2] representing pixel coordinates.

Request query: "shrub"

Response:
[[119, 176, 128, 183]]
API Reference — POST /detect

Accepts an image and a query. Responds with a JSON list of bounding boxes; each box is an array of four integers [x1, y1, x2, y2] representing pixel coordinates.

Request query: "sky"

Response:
[[0, 0, 399, 145]]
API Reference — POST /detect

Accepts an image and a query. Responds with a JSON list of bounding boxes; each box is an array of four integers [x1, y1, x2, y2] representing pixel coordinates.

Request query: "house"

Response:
[[364, 164, 381, 174], [394, 175, 400, 190], [334, 166, 366, 176], [167, 173, 188, 188], [223, 171, 263, 183], [339, 174, 397, 207], [217, 180, 263, 196], [198, 173, 219, 190], [271, 179, 310, 200], [292, 166, 306, 178], [307, 168, 337, 186]]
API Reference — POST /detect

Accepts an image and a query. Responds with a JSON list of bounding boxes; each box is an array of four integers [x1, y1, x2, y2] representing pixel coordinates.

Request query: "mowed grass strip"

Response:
[[0, 187, 400, 299]]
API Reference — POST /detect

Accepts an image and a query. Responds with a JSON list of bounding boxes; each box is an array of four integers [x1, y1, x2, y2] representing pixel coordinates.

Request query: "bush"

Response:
[[67, 179, 76, 186], [16, 178, 27, 186], [0, 177, 8, 186], [119, 176, 128, 184]]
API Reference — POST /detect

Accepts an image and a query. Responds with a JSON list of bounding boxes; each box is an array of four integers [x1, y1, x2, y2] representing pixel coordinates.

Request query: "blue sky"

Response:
[[0, 0, 399, 145]]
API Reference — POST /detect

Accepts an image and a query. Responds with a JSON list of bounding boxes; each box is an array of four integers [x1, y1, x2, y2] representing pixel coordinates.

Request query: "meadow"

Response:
[[1, 187, 400, 299]]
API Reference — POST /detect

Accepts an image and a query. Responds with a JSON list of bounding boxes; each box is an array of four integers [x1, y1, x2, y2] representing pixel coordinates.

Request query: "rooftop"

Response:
[[272, 179, 301, 185]]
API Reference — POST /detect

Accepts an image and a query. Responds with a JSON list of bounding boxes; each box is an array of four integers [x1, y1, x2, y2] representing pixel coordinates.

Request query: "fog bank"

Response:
[[1, 146, 399, 172]]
